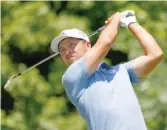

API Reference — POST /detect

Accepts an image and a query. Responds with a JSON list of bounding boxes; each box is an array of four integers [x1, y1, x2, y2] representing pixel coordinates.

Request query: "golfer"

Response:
[[50, 11, 163, 130]]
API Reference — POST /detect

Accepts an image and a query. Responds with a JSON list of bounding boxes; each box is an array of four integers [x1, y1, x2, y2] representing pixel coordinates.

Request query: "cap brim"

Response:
[[50, 35, 70, 53], [50, 35, 87, 53]]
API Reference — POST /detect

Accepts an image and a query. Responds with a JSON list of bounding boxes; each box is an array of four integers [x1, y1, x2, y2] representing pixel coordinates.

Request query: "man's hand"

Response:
[[120, 10, 137, 28], [104, 12, 121, 27]]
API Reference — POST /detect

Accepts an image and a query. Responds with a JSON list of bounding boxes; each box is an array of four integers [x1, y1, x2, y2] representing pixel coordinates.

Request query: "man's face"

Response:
[[59, 38, 91, 65]]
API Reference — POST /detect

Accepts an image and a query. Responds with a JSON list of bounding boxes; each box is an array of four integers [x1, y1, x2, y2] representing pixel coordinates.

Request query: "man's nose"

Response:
[[65, 49, 72, 56], [67, 50, 71, 54]]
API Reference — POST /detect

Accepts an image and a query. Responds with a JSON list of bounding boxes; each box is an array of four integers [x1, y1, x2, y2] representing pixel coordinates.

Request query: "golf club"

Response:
[[4, 26, 105, 89]]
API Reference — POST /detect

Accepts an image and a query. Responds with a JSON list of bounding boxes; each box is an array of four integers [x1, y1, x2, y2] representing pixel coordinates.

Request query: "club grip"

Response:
[[98, 26, 105, 32]]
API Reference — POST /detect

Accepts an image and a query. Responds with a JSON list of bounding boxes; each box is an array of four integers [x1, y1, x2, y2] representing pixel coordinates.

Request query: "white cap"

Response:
[[50, 29, 90, 53]]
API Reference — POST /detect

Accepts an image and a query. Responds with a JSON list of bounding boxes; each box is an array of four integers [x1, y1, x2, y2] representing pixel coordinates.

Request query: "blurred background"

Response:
[[1, 1, 167, 130]]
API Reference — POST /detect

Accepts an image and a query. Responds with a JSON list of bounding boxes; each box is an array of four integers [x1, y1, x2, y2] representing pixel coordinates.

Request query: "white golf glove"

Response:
[[120, 10, 137, 28]]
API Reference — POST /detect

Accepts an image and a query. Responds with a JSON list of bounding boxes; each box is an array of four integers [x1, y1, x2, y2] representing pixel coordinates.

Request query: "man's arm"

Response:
[[129, 23, 163, 78], [86, 12, 120, 74]]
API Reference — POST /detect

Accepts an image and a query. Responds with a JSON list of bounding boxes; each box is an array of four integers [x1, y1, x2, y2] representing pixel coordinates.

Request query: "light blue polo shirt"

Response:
[[62, 53, 147, 130]]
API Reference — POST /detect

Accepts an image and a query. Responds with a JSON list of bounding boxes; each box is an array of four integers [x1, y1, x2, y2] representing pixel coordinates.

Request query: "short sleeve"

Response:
[[62, 53, 91, 106], [122, 60, 141, 84]]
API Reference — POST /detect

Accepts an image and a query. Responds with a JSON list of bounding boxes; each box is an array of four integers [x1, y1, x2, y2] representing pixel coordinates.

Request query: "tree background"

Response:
[[1, 1, 167, 130]]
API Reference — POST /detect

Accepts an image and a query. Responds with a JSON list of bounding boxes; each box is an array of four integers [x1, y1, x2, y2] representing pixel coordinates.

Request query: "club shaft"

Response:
[[20, 53, 59, 76], [88, 26, 105, 37]]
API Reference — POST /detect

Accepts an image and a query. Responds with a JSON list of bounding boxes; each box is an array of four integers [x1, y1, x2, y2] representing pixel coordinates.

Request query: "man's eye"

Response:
[[70, 43, 76, 48], [60, 49, 65, 54]]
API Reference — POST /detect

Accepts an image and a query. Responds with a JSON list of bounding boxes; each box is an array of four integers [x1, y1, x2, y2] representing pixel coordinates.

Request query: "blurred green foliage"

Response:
[[1, 1, 167, 130]]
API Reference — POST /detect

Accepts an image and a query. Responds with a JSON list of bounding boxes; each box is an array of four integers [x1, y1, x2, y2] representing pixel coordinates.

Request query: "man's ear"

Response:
[[86, 42, 91, 48]]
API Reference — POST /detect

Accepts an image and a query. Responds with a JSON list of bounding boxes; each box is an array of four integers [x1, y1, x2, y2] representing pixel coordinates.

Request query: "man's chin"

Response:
[[66, 55, 84, 65], [70, 58, 77, 63], [68, 57, 79, 65]]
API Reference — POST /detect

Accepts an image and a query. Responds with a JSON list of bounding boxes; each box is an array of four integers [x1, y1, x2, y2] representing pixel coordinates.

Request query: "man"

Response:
[[50, 10, 163, 130]]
